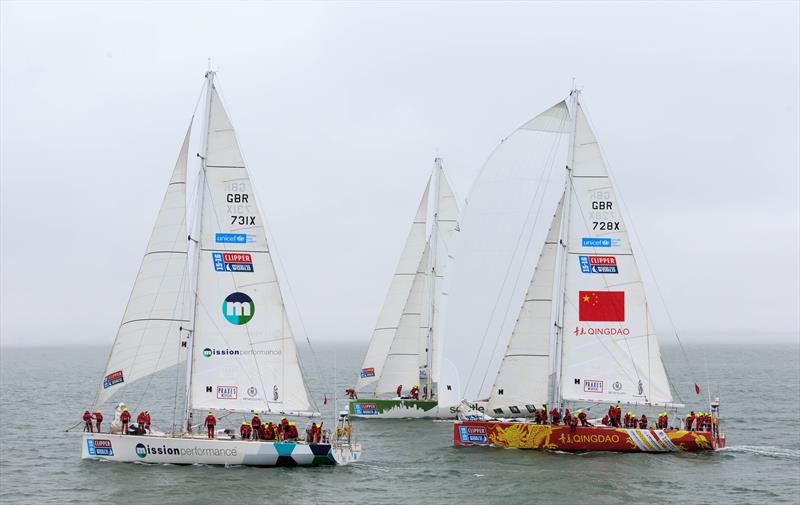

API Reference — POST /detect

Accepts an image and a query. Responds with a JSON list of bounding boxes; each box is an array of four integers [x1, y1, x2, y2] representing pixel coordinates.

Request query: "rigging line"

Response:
[[581, 101, 698, 393], [214, 76, 320, 414], [466, 117, 568, 396]]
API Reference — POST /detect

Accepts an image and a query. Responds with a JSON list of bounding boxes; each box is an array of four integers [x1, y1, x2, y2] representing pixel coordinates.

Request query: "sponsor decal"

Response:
[[558, 432, 621, 444], [574, 326, 630, 336], [578, 291, 625, 322], [135, 442, 238, 458], [579, 255, 618, 274], [202, 347, 280, 357], [103, 370, 124, 389], [583, 380, 604, 393], [272, 385, 279, 401], [612, 381, 623, 392], [581, 237, 621, 248], [217, 385, 238, 399], [215, 233, 255, 244], [359, 367, 375, 378], [246, 387, 258, 397], [213, 252, 254, 273], [87, 439, 114, 456], [354, 403, 378, 416], [458, 426, 489, 444], [637, 379, 644, 396], [222, 292, 255, 325]]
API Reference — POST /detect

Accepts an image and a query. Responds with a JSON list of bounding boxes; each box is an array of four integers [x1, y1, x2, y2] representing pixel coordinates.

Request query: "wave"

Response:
[[720, 445, 800, 459]]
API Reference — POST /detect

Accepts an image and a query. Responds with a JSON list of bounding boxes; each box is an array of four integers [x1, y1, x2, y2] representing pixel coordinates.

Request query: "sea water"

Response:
[[0, 342, 798, 505]]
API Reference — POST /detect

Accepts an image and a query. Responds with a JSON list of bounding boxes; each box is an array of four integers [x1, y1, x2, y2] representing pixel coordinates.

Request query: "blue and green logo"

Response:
[[135, 443, 147, 458], [222, 292, 255, 325]]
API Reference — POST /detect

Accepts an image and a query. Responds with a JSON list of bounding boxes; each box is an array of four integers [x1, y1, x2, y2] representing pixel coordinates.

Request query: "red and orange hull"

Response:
[[454, 421, 725, 452]]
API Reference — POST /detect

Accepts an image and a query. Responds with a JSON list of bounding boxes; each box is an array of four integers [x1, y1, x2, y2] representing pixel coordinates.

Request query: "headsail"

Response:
[[93, 124, 192, 408], [487, 197, 563, 416], [558, 102, 672, 405], [355, 180, 429, 392], [189, 86, 311, 414]]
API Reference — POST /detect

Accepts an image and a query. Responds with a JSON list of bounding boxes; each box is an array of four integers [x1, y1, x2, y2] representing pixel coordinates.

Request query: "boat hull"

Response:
[[454, 421, 724, 452], [81, 433, 362, 466], [348, 399, 455, 419]]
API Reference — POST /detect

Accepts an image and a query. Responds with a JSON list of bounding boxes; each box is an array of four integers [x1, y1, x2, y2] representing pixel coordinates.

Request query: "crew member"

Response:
[[240, 421, 252, 440], [265, 422, 276, 441], [578, 409, 591, 427], [639, 414, 647, 429], [287, 422, 299, 441], [345, 388, 358, 400], [204, 411, 217, 439], [601, 414, 609, 426], [143, 411, 151, 433], [686, 411, 695, 431], [315, 421, 323, 443], [541, 405, 548, 425], [410, 385, 419, 400], [120, 407, 131, 434], [623, 411, 631, 428], [549, 407, 561, 425], [136, 411, 146, 431], [94, 411, 103, 433], [251, 414, 262, 440], [423, 384, 428, 400], [396, 384, 403, 398], [613, 405, 622, 427], [563, 409, 573, 427], [568, 414, 579, 432], [306, 424, 315, 442], [83, 410, 93, 433]]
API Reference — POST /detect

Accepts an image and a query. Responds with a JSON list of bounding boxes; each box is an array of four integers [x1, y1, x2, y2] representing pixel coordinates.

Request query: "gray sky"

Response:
[[1, 1, 798, 348]]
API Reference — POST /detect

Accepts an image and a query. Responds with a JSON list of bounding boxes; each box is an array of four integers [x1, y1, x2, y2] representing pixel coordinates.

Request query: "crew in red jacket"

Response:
[[315, 422, 323, 443], [265, 422, 276, 440], [345, 388, 358, 400], [94, 411, 103, 433], [240, 421, 252, 440], [686, 411, 695, 431], [639, 414, 647, 429], [136, 411, 146, 431], [578, 409, 591, 427], [549, 407, 561, 425], [143, 411, 151, 433], [396, 384, 403, 398], [601, 414, 609, 426], [120, 408, 131, 434], [204, 412, 217, 438], [251, 414, 262, 440], [410, 385, 420, 400], [563, 409, 573, 427], [83, 410, 93, 433]]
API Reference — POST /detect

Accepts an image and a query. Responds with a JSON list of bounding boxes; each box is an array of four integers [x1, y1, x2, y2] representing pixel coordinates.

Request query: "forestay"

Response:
[[94, 125, 192, 408], [189, 86, 311, 414], [558, 103, 672, 405]]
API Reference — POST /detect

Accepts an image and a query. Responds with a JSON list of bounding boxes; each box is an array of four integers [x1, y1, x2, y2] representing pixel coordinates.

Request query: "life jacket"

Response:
[[602, 415, 609, 425], [144, 414, 151, 425], [205, 415, 216, 426], [639, 416, 647, 429], [578, 412, 587, 421], [251, 416, 261, 427], [137, 412, 146, 424], [120, 411, 131, 422], [265, 424, 276, 439], [83, 411, 92, 422], [94, 412, 103, 422]]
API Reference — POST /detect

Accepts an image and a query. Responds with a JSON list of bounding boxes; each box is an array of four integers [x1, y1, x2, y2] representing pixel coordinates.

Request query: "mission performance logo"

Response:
[[213, 252, 254, 273], [222, 292, 254, 325]]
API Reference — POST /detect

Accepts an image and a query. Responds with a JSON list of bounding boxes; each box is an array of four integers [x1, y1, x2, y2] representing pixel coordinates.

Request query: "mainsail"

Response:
[[356, 160, 459, 396], [557, 102, 672, 405], [188, 85, 311, 414], [93, 124, 192, 409]]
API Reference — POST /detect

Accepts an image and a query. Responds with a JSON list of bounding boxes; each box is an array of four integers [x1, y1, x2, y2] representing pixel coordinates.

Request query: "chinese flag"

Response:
[[579, 291, 625, 322]]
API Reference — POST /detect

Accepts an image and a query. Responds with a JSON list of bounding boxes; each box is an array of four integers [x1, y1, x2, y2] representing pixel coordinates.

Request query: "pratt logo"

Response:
[[360, 367, 375, 378], [135, 443, 147, 458], [581, 237, 621, 248], [579, 255, 619, 274], [215, 233, 255, 244], [222, 292, 254, 325], [213, 252, 254, 273], [103, 370, 124, 389], [246, 386, 258, 397], [583, 380, 604, 393], [217, 385, 238, 400], [612, 381, 623, 392]]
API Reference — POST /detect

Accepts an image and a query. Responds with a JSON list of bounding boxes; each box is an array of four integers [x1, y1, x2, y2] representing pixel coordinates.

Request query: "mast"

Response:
[[183, 69, 215, 433], [549, 88, 579, 407], [425, 157, 443, 398]]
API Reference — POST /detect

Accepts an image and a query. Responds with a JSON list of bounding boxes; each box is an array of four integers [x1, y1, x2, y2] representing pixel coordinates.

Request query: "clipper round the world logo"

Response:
[[222, 292, 255, 325]]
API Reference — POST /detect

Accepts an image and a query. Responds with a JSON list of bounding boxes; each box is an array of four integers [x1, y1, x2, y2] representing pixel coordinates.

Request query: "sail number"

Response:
[[593, 221, 619, 231], [231, 215, 256, 225], [588, 195, 619, 231]]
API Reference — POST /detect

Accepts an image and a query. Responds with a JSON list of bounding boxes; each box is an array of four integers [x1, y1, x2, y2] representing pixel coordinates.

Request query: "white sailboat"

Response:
[[449, 90, 724, 452], [81, 70, 362, 466], [348, 158, 459, 418]]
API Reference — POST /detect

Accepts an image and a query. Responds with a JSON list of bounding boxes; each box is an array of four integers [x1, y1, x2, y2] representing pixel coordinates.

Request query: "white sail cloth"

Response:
[[94, 125, 192, 408], [189, 87, 311, 414], [558, 103, 672, 405]]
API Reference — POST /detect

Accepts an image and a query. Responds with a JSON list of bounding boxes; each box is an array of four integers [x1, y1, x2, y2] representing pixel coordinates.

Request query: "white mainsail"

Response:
[[93, 124, 192, 408], [487, 197, 562, 415], [355, 180, 430, 392], [558, 102, 672, 406], [188, 86, 311, 414]]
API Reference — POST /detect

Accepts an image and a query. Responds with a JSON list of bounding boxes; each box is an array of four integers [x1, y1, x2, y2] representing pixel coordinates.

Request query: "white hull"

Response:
[[81, 433, 361, 466]]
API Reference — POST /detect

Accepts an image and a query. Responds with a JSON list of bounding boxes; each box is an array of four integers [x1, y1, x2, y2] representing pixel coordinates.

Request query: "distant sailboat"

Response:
[[81, 70, 362, 466], [349, 158, 459, 418], [452, 90, 725, 452]]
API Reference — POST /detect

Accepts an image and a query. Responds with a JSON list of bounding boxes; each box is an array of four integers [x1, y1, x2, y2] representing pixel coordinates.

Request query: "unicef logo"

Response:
[[222, 292, 255, 325], [135, 443, 147, 458], [203, 348, 212, 358]]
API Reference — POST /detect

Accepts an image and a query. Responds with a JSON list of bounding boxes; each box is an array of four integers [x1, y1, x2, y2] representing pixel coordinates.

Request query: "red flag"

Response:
[[694, 384, 701, 395], [578, 291, 625, 322], [323, 394, 328, 406]]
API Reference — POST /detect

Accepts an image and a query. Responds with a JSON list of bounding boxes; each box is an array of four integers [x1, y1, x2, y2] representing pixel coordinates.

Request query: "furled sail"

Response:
[[487, 197, 563, 416], [93, 124, 192, 408], [558, 103, 672, 406], [189, 86, 311, 414], [355, 180, 429, 392]]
